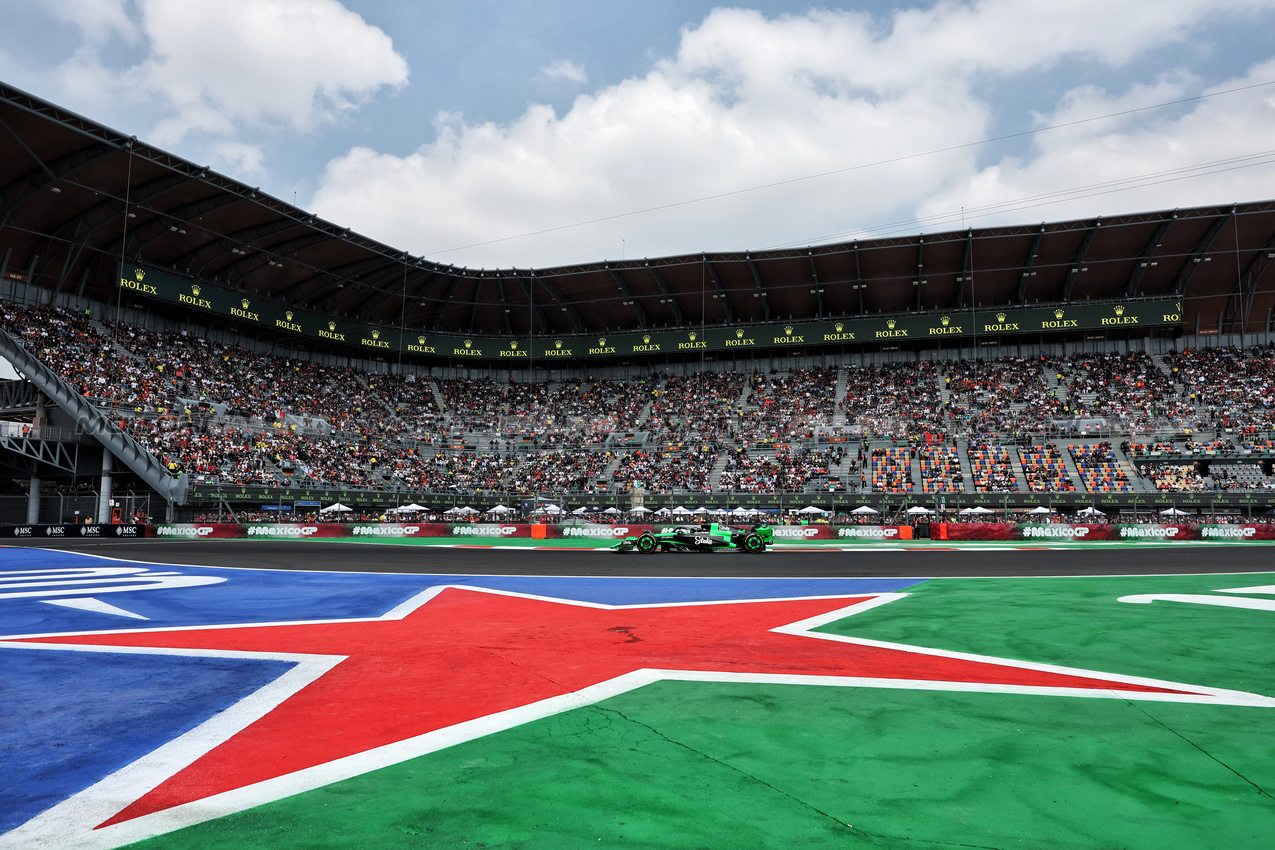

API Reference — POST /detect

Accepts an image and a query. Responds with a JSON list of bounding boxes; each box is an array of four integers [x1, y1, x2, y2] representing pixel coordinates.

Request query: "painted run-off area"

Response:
[[5, 550, 1275, 849], [117, 573, 1275, 847]]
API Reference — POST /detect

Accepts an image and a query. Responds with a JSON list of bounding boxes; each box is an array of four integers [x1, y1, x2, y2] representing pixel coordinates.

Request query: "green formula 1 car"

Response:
[[613, 522, 773, 553]]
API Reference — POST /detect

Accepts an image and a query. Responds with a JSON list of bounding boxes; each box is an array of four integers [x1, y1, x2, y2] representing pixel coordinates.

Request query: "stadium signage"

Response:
[[121, 265, 1180, 362]]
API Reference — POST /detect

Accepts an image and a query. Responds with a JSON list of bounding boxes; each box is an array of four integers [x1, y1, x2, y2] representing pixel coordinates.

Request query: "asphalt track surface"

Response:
[[9, 538, 1274, 576]]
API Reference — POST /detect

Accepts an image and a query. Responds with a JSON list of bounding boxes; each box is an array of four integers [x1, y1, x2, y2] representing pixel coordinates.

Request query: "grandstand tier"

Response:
[[4, 82, 1275, 521]]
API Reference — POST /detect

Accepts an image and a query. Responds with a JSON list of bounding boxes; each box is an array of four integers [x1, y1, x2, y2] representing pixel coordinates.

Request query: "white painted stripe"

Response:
[[43, 598, 148, 620]]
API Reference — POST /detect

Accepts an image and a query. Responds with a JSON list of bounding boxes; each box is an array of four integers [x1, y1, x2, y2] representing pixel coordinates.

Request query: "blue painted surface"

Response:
[[0, 548, 921, 636], [0, 647, 292, 833], [0, 547, 923, 834]]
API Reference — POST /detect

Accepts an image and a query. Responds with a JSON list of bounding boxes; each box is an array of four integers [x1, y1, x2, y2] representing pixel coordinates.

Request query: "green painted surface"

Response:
[[125, 572, 1275, 849]]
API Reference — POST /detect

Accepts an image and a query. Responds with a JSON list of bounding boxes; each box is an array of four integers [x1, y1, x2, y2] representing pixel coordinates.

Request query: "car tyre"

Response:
[[742, 532, 764, 553], [637, 533, 658, 554]]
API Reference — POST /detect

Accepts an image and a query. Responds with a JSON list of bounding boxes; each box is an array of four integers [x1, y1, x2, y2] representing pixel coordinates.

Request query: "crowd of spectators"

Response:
[[1058, 351, 1194, 431], [842, 362, 945, 438], [737, 368, 837, 444], [1147, 464, 1209, 491], [647, 372, 743, 442], [943, 357, 1063, 436], [1166, 346, 1275, 433], [1068, 442, 1133, 492], [968, 444, 1017, 492], [20, 298, 1275, 497], [918, 447, 963, 493], [718, 446, 844, 492], [1019, 445, 1075, 492], [610, 446, 717, 493]]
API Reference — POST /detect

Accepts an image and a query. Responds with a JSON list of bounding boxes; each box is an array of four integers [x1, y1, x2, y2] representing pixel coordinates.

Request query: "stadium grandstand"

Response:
[[4, 80, 1275, 525]]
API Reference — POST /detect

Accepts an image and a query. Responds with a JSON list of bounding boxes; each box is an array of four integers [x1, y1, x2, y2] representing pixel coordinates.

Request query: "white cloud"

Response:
[[59, 0, 408, 145], [311, 1, 1275, 269], [919, 60, 1275, 229], [47, 0, 138, 44], [543, 59, 587, 84]]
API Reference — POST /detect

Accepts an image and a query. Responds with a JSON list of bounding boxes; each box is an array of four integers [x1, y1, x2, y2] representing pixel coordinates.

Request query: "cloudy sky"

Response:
[[3, 0, 1275, 269]]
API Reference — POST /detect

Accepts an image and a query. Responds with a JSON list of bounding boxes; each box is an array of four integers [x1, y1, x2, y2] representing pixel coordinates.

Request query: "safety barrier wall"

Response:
[[140, 523, 916, 541], [935, 523, 1275, 541], [134, 522, 1275, 542], [0, 523, 147, 539]]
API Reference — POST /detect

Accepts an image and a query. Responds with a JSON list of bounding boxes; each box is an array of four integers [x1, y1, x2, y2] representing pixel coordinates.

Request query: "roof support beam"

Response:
[[1175, 210, 1232, 297], [913, 238, 925, 312], [853, 242, 865, 315], [955, 231, 972, 309], [1231, 230, 1275, 335], [746, 253, 771, 322], [703, 257, 735, 323], [1124, 216, 1174, 298], [645, 263, 683, 325], [1016, 226, 1044, 304], [530, 270, 584, 333], [497, 275, 511, 335], [605, 263, 647, 329], [512, 272, 549, 335], [1062, 220, 1100, 303], [430, 275, 461, 331], [466, 275, 482, 334], [808, 251, 824, 318]]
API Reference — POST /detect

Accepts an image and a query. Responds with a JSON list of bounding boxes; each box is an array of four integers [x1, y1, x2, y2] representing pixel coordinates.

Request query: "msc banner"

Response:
[[119, 265, 1182, 361], [0, 524, 146, 539]]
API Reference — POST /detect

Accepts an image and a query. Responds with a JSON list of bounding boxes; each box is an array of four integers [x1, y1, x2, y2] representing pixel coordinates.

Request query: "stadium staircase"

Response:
[[427, 378, 446, 416], [1007, 446, 1031, 492], [0, 327, 186, 506], [709, 453, 731, 490], [832, 366, 848, 425], [957, 447, 975, 493], [1113, 443, 1155, 492]]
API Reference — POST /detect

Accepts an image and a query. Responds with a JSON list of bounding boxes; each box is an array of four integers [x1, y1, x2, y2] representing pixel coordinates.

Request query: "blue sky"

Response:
[[2, 0, 1275, 269]]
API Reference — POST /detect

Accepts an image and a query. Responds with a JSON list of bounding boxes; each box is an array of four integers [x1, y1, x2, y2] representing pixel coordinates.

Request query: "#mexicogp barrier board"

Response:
[[119, 265, 1182, 361], [937, 523, 1275, 541], [144, 522, 1275, 542]]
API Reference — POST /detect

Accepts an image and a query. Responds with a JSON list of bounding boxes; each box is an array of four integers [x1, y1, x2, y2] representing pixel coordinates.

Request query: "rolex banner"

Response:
[[120, 265, 1182, 361]]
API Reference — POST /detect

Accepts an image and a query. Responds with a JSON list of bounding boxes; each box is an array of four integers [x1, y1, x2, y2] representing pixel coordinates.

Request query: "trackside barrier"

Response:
[[0, 523, 146, 539], [934, 523, 1275, 541], [141, 523, 915, 542], [138, 522, 1275, 542]]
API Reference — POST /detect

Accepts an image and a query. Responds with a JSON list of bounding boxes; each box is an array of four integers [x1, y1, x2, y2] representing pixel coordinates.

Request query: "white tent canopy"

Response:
[[1025, 506, 1054, 515], [959, 506, 995, 515], [320, 502, 352, 513], [1077, 507, 1105, 516], [1160, 507, 1191, 516], [654, 507, 671, 515], [570, 506, 590, 515], [730, 507, 758, 516], [690, 507, 709, 514], [850, 506, 878, 515], [535, 504, 562, 514], [905, 506, 935, 514], [603, 507, 621, 514], [796, 505, 828, 514], [670, 506, 692, 515], [390, 503, 428, 513], [486, 504, 512, 514], [631, 506, 653, 514]]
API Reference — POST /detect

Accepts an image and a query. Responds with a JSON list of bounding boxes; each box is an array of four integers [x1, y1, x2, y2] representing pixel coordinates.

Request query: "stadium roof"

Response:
[[2, 80, 1274, 344]]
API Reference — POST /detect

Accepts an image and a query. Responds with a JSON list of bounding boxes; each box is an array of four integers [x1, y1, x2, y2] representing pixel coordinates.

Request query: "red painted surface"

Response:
[[25, 589, 1195, 826]]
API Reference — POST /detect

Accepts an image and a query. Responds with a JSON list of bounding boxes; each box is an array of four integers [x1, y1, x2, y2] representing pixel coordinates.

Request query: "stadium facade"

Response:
[[2, 81, 1275, 522]]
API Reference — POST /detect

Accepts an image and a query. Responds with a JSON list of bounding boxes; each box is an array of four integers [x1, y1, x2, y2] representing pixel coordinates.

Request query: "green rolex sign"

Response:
[[120, 265, 1182, 362]]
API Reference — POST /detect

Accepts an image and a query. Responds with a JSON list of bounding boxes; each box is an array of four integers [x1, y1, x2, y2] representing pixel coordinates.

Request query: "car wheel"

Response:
[[743, 532, 764, 553], [637, 533, 658, 554]]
